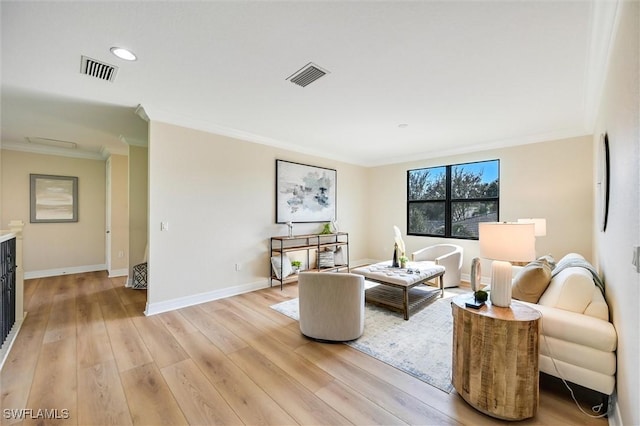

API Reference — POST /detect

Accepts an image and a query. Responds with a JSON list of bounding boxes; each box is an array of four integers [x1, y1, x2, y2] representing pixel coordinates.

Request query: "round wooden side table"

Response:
[[451, 295, 541, 420]]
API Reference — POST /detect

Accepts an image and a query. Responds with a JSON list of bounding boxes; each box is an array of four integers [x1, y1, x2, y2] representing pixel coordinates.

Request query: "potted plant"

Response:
[[291, 260, 302, 273], [399, 255, 409, 269], [474, 289, 488, 303]]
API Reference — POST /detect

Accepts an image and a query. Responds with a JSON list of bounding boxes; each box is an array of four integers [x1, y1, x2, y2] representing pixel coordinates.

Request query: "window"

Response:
[[407, 159, 499, 239]]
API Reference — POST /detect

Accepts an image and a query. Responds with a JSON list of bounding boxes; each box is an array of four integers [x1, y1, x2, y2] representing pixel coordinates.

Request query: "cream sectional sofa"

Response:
[[511, 253, 617, 398]]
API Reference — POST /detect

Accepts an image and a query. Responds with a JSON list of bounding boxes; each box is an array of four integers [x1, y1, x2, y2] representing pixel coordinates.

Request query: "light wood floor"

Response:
[[1, 272, 607, 425]]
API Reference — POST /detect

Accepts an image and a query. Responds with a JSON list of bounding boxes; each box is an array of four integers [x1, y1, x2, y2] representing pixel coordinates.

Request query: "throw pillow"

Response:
[[537, 254, 556, 270], [512, 259, 552, 303], [334, 246, 346, 266], [318, 250, 335, 268], [271, 254, 292, 279]]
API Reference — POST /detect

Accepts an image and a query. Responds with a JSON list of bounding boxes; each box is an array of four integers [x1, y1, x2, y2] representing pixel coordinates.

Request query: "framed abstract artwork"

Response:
[[276, 160, 336, 223], [30, 174, 79, 223], [597, 133, 610, 232]]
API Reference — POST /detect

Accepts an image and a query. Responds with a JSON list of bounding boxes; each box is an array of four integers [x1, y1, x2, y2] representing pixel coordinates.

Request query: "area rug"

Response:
[[270, 286, 469, 393]]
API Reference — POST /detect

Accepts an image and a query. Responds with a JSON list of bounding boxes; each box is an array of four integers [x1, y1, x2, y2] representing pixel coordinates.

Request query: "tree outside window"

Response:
[[407, 160, 499, 239]]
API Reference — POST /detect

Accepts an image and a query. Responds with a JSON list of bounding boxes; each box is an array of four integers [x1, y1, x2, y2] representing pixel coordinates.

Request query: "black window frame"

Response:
[[407, 159, 500, 240]]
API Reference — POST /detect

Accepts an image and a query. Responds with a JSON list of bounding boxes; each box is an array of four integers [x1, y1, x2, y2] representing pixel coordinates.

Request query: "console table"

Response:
[[269, 232, 349, 289], [451, 295, 541, 420]]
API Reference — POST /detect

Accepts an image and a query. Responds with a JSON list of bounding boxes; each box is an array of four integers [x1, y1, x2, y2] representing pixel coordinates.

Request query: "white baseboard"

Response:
[[461, 273, 492, 287], [144, 260, 375, 316], [608, 391, 622, 426], [144, 279, 270, 316], [145, 258, 465, 316], [351, 258, 378, 268], [108, 268, 129, 278], [24, 264, 107, 279]]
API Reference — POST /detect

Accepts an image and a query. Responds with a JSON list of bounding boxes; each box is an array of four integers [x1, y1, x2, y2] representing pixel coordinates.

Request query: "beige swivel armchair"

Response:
[[298, 272, 365, 341], [411, 244, 463, 288]]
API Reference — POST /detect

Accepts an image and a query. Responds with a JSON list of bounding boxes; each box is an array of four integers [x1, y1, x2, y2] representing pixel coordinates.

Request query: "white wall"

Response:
[[593, 1, 639, 424], [108, 154, 129, 277], [146, 121, 369, 313], [146, 121, 595, 311], [129, 145, 148, 277], [366, 135, 594, 280], [1, 150, 106, 276]]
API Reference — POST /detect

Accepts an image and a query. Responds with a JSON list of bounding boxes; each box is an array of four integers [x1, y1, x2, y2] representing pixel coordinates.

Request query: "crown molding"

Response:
[[364, 128, 592, 167], [135, 104, 149, 122], [119, 134, 147, 148], [1, 140, 105, 160], [139, 104, 363, 165], [138, 104, 591, 168]]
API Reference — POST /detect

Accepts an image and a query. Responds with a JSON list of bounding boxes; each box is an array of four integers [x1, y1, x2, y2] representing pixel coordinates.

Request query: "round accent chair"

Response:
[[298, 272, 365, 342], [411, 244, 463, 288]]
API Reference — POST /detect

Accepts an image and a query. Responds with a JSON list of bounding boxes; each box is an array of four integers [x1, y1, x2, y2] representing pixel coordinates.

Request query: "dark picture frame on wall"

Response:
[[276, 160, 336, 223], [598, 133, 610, 232], [30, 174, 79, 223]]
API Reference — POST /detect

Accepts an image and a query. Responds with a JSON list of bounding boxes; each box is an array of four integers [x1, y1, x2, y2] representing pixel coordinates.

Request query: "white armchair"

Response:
[[411, 244, 463, 288], [298, 272, 365, 341]]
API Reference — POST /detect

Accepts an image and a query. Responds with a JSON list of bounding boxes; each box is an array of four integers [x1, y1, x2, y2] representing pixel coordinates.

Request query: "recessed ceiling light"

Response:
[[398, 123, 409, 128], [110, 47, 137, 61]]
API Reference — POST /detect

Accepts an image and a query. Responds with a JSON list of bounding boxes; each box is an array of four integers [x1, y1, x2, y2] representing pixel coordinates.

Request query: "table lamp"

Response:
[[479, 222, 536, 307], [517, 218, 546, 260], [516, 218, 547, 237]]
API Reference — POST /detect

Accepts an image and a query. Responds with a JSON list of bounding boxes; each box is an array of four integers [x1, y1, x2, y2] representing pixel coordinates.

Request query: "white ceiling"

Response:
[[1, 1, 620, 166]]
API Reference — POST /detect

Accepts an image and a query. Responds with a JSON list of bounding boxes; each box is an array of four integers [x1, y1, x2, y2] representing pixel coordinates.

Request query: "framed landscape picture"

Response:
[[276, 160, 336, 223], [30, 174, 78, 223]]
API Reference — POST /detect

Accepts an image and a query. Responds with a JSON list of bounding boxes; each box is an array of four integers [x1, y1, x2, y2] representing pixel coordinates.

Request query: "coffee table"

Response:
[[351, 261, 445, 320]]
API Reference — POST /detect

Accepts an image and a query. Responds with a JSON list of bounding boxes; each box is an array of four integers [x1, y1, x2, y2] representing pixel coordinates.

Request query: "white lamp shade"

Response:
[[517, 218, 547, 237], [479, 222, 536, 263]]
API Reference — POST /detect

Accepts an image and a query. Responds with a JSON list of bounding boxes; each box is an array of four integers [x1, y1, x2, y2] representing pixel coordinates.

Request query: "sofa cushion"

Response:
[[539, 335, 616, 376], [522, 302, 617, 352], [583, 287, 610, 321], [511, 259, 552, 303], [538, 267, 595, 314], [538, 356, 615, 395]]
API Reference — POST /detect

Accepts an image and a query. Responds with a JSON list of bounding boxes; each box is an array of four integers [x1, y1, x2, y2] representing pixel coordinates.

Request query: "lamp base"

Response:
[[490, 260, 512, 307]]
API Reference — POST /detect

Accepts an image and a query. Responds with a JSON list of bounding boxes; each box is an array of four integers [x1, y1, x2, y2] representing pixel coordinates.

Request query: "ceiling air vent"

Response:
[[80, 55, 118, 82], [286, 62, 329, 87]]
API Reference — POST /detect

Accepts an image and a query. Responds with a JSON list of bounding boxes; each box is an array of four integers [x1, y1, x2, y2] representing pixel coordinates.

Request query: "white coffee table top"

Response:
[[352, 261, 445, 287]]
